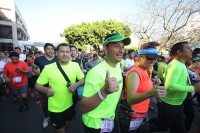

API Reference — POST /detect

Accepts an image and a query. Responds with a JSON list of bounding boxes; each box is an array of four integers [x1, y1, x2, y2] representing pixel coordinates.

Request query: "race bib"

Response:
[[100, 119, 114, 133], [129, 118, 144, 131], [12, 76, 22, 83]]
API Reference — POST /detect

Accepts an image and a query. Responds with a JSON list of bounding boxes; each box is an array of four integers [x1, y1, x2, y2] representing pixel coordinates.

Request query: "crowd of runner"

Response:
[[0, 33, 200, 133]]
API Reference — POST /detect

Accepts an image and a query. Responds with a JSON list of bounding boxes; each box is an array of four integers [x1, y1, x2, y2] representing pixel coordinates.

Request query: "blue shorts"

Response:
[[77, 86, 83, 96]]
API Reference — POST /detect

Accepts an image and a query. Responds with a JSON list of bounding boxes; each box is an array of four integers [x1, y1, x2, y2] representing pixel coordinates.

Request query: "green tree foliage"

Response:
[[62, 20, 131, 46], [125, 46, 139, 51]]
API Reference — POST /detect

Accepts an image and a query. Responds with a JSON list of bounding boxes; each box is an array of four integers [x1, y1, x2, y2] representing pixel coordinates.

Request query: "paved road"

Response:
[[0, 92, 200, 133]]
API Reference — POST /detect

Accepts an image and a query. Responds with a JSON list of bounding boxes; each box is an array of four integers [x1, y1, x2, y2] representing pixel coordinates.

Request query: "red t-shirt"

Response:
[[3, 61, 29, 88]]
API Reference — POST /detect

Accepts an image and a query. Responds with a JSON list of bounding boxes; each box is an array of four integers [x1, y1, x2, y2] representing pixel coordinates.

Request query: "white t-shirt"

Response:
[[0, 61, 5, 82], [123, 58, 134, 76], [19, 53, 26, 61]]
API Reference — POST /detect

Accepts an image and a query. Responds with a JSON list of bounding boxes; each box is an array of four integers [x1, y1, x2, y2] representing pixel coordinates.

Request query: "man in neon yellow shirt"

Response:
[[149, 42, 200, 133], [81, 34, 131, 133], [35, 43, 84, 133]]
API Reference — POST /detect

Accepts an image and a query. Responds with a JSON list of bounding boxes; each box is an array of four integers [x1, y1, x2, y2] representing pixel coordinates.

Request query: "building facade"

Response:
[[0, 0, 29, 51]]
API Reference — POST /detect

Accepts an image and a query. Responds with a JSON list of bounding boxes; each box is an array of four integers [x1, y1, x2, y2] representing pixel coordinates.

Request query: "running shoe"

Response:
[[30, 92, 34, 97], [19, 105, 25, 112], [36, 97, 40, 104], [24, 103, 30, 111], [13, 98, 17, 102], [42, 117, 49, 128]]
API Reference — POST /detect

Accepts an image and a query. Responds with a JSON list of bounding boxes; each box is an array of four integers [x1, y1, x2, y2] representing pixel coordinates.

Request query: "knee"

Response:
[[21, 94, 27, 98]]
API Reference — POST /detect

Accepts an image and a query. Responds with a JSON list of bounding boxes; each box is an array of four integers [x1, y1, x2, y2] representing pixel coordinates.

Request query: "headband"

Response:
[[138, 48, 158, 55]]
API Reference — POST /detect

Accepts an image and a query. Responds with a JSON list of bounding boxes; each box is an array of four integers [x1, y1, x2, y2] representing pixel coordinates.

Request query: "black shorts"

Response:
[[32, 76, 38, 87], [49, 105, 75, 129], [28, 78, 34, 89], [0, 82, 5, 89]]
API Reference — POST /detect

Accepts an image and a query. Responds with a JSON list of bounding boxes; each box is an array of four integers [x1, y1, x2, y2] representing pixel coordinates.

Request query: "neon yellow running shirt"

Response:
[[161, 59, 194, 105], [82, 61, 123, 129]]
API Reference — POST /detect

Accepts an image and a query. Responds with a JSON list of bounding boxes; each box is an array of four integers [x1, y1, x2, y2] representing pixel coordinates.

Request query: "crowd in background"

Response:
[[0, 36, 200, 133]]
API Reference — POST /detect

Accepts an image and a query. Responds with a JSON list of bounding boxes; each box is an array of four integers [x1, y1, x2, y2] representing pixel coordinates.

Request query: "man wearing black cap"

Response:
[[81, 34, 131, 133]]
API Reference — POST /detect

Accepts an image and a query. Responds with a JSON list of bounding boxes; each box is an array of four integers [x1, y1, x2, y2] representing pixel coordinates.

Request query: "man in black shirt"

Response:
[[33, 43, 58, 128], [81, 52, 89, 74], [70, 45, 84, 119], [70, 45, 83, 70]]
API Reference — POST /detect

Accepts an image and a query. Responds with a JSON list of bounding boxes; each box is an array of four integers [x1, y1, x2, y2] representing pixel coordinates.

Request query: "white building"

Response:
[[0, 0, 29, 51]]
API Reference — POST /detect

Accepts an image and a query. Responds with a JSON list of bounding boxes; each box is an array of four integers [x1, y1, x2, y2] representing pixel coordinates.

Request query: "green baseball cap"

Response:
[[102, 34, 131, 46], [192, 56, 200, 61]]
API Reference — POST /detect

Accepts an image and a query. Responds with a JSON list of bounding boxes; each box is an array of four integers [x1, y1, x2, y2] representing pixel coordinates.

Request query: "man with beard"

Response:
[[35, 43, 84, 133], [33, 43, 58, 128]]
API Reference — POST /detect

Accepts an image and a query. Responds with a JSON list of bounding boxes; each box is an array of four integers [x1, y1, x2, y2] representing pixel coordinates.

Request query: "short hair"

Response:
[[128, 50, 135, 55], [44, 43, 54, 51], [93, 53, 98, 58], [34, 51, 40, 54], [124, 52, 128, 56], [14, 47, 21, 51], [9, 52, 19, 58], [192, 48, 200, 56], [26, 53, 32, 57], [0, 51, 6, 55], [57, 43, 70, 51], [170, 41, 188, 56], [70, 45, 77, 50]]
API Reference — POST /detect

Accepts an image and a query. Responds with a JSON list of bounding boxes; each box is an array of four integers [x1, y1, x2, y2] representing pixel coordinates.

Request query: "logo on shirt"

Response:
[[52, 123, 57, 127], [118, 80, 122, 84]]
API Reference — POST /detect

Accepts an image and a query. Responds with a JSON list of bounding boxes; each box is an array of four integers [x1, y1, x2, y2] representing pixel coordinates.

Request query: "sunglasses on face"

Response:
[[146, 56, 157, 60]]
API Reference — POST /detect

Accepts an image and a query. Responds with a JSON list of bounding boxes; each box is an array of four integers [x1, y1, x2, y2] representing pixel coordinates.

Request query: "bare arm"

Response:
[[35, 83, 46, 94], [18, 69, 29, 74], [80, 88, 107, 114], [32, 67, 40, 76], [127, 72, 153, 104], [35, 83, 54, 97], [81, 70, 119, 114], [3, 74, 10, 83], [123, 66, 133, 71]]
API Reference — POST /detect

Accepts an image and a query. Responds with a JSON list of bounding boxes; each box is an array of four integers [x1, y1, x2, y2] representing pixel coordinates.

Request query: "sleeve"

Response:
[[76, 64, 84, 80], [23, 62, 29, 71], [124, 59, 129, 67], [36, 66, 49, 85], [120, 60, 124, 70], [0, 62, 5, 72], [33, 58, 39, 68], [85, 62, 89, 70], [165, 63, 194, 92], [3, 64, 8, 75], [160, 64, 165, 81], [83, 69, 104, 97]]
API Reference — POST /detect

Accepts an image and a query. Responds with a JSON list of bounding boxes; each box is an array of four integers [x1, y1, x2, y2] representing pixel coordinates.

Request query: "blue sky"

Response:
[[15, 0, 136, 43]]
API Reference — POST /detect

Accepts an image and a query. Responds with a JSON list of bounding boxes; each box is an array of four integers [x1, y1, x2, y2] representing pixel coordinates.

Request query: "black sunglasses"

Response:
[[146, 56, 157, 60]]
